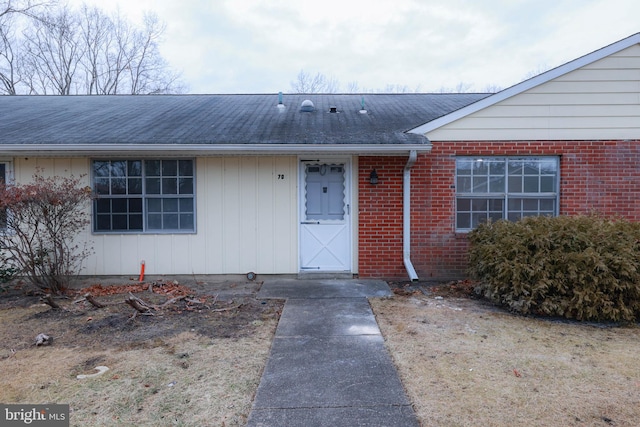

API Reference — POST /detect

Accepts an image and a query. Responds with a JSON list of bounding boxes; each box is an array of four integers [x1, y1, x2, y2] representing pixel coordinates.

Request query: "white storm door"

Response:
[[300, 161, 351, 272]]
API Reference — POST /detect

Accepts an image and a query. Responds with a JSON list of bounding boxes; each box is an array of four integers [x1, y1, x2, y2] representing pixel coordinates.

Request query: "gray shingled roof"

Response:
[[0, 93, 489, 147]]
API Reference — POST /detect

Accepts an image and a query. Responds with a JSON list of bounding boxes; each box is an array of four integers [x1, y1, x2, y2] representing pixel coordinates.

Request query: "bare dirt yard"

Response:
[[0, 276, 283, 427], [374, 281, 640, 427], [3, 277, 640, 427]]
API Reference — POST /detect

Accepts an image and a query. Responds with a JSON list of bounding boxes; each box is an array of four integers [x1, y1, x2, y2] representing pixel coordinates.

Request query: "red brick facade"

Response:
[[358, 140, 640, 280]]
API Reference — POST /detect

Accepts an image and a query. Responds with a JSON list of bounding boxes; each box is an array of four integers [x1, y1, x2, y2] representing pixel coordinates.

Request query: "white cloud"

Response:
[[65, 0, 640, 93]]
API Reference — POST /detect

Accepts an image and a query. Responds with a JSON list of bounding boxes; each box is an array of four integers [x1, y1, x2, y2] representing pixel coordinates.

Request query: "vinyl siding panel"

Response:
[[12, 156, 298, 276], [426, 44, 640, 141]]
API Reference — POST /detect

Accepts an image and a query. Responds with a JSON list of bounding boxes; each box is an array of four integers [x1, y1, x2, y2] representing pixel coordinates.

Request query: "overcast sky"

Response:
[[68, 0, 640, 94]]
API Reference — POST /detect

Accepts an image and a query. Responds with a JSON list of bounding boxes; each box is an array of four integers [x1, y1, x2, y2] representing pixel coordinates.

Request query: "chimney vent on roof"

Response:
[[329, 106, 338, 113]]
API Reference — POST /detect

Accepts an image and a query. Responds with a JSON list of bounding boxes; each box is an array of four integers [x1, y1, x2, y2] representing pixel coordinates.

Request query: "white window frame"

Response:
[[455, 156, 559, 232], [91, 159, 196, 234]]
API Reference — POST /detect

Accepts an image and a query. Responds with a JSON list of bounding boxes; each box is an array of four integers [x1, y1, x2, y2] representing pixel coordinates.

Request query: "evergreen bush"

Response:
[[468, 215, 640, 322]]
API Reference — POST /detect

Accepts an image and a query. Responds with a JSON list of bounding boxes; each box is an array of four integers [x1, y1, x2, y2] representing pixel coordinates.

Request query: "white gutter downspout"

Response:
[[404, 150, 419, 281]]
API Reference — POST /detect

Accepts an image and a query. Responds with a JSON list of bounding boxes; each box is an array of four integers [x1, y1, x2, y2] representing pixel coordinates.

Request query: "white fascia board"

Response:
[[408, 32, 640, 136], [1, 143, 432, 156]]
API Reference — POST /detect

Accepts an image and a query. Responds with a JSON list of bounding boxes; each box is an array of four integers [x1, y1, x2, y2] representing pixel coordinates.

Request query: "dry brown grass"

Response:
[[0, 279, 281, 427], [371, 294, 640, 427], [1, 330, 275, 426]]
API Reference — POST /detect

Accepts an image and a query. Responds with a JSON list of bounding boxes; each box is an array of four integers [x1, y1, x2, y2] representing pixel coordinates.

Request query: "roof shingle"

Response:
[[0, 93, 489, 146]]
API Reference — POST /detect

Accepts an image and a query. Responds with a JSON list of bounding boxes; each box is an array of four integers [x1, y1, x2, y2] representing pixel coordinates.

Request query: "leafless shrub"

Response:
[[0, 172, 93, 294]]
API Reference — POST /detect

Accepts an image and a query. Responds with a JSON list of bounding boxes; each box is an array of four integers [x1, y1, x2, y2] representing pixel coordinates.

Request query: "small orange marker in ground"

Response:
[[139, 260, 145, 282]]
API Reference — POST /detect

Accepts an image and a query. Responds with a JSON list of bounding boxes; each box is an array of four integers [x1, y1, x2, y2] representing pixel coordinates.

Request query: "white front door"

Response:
[[299, 160, 351, 272]]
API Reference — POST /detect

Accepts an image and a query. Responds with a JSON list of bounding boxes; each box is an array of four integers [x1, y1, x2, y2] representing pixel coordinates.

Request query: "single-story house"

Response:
[[1, 33, 640, 281]]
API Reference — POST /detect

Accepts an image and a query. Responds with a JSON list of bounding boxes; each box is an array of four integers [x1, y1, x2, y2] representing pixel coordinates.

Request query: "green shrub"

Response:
[[468, 215, 640, 323]]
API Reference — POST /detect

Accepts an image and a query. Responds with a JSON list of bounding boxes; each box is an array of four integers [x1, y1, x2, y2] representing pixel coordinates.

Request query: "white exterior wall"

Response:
[[13, 156, 299, 276], [426, 44, 640, 141]]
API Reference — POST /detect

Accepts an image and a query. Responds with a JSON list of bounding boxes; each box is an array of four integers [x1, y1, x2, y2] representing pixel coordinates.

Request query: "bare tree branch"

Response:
[[290, 69, 341, 93]]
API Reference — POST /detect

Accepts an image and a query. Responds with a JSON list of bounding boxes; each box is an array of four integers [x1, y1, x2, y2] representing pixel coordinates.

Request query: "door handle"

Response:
[[301, 221, 320, 224]]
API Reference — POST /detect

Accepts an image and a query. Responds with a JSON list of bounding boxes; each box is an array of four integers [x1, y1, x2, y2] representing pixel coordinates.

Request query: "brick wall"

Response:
[[358, 140, 640, 280]]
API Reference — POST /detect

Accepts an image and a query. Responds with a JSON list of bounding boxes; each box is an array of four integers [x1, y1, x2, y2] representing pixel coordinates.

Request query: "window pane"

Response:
[[111, 178, 126, 195], [164, 214, 179, 229], [162, 178, 177, 194], [523, 161, 539, 175], [540, 199, 555, 211], [540, 159, 557, 174], [96, 199, 111, 213], [179, 178, 194, 194], [146, 178, 160, 194], [489, 212, 503, 223], [472, 213, 487, 228], [96, 215, 111, 230], [148, 213, 162, 229], [111, 161, 127, 177], [457, 198, 470, 211], [146, 160, 161, 176], [148, 198, 161, 212], [489, 176, 505, 192], [179, 160, 193, 176], [162, 160, 178, 176], [457, 213, 470, 229], [457, 159, 472, 175], [471, 199, 487, 211], [489, 199, 503, 211], [112, 214, 128, 230], [540, 176, 555, 192], [129, 198, 142, 213], [523, 176, 539, 192], [473, 176, 488, 193], [128, 178, 142, 194], [508, 161, 523, 175], [128, 161, 142, 176], [180, 214, 194, 229], [129, 214, 143, 230], [112, 198, 127, 213], [473, 160, 488, 175], [523, 199, 538, 210], [95, 178, 110, 195], [489, 161, 505, 175], [163, 198, 178, 212], [457, 176, 471, 192], [94, 161, 110, 177], [508, 198, 521, 210], [180, 198, 194, 212], [508, 176, 522, 192]]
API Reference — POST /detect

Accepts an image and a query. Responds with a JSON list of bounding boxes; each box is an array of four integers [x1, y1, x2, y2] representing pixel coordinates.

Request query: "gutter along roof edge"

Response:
[[1, 143, 433, 156]]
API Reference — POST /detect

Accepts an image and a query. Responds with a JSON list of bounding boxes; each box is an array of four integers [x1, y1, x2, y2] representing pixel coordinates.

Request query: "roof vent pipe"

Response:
[[403, 150, 419, 281], [277, 91, 285, 111], [359, 96, 367, 114]]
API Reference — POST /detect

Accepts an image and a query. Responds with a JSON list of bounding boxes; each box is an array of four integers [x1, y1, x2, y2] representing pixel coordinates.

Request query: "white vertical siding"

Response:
[[425, 44, 640, 141], [12, 156, 299, 276]]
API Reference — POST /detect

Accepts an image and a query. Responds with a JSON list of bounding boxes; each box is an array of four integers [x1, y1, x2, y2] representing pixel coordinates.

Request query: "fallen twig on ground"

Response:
[[40, 294, 61, 310]]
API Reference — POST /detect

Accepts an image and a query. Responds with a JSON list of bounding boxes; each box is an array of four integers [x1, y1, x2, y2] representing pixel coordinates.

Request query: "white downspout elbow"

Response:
[[403, 150, 419, 281]]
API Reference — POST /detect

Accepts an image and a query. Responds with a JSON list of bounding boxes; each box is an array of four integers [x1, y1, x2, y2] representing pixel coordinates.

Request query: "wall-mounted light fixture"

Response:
[[369, 169, 379, 185]]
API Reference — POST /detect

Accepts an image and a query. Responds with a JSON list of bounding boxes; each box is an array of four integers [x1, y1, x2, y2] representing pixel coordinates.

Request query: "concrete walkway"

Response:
[[246, 279, 420, 427]]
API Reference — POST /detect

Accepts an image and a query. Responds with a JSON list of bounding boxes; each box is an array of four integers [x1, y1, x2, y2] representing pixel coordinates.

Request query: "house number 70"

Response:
[[277, 174, 285, 180]]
